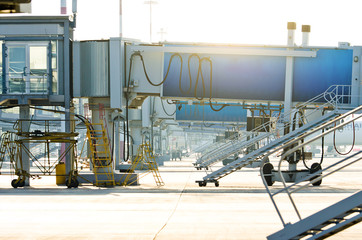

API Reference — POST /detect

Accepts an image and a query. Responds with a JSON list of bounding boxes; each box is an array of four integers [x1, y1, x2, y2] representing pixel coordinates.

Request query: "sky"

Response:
[[31, 0, 362, 47]]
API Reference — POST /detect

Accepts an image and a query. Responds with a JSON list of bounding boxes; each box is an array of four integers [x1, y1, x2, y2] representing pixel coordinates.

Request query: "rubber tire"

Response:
[[310, 162, 322, 186], [198, 182, 203, 187], [215, 181, 219, 187], [263, 163, 275, 186], [203, 181, 207, 187], [11, 179, 20, 188], [18, 179, 25, 187], [65, 178, 71, 188], [72, 179, 79, 188]]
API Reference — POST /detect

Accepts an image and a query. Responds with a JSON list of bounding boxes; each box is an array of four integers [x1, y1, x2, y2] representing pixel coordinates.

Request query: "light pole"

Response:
[[144, 1, 158, 42]]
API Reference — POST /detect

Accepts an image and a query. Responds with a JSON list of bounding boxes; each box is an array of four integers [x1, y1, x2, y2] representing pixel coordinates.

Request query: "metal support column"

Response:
[[284, 22, 297, 171], [19, 105, 30, 186], [2, 42, 7, 94], [284, 22, 296, 125], [63, 19, 73, 176], [113, 111, 121, 169]]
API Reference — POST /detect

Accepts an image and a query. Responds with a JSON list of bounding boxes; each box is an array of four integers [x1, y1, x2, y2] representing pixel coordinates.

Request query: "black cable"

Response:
[[333, 119, 355, 155], [188, 54, 205, 100], [190, 55, 227, 111], [160, 97, 176, 116], [129, 52, 182, 87], [202, 103, 213, 128], [0, 105, 19, 110], [201, 57, 227, 111]]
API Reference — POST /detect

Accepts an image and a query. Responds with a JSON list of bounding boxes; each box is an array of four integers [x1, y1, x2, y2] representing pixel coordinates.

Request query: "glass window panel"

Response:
[[0, 42, 2, 93], [29, 46, 47, 93], [30, 46, 47, 70], [51, 41, 57, 69], [52, 71, 58, 94], [8, 46, 26, 93], [9, 78, 25, 93], [30, 77, 46, 93], [9, 46, 26, 74]]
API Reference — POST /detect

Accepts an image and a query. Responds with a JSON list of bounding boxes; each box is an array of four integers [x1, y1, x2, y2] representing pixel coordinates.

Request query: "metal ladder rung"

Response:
[[93, 151, 108, 154], [90, 136, 106, 139]]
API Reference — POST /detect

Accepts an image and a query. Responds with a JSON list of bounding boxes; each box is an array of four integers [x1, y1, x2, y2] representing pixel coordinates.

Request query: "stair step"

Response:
[[267, 191, 362, 240]]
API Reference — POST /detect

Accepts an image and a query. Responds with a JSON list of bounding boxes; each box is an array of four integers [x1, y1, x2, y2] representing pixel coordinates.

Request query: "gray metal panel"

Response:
[[72, 41, 81, 97], [0, 24, 64, 35], [109, 37, 122, 109], [79, 41, 109, 97]]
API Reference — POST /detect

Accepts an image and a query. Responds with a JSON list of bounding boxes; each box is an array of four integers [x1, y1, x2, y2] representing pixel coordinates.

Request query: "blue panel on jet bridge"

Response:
[[176, 104, 247, 122], [162, 48, 352, 102], [293, 49, 352, 101]]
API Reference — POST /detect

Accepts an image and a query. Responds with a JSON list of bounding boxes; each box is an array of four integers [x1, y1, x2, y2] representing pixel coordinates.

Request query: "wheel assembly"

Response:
[[198, 181, 207, 187], [66, 178, 79, 188], [72, 179, 79, 188], [310, 162, 322, 186], [11, 179, 20, 188], [18, 179, 25, 187], [263, 162, 275, 186]]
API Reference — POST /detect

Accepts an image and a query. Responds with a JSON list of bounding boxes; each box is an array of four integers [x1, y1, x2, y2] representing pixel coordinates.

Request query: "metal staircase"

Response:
[[196, 111, 338, 186], [258, 105, 362, 239], [194, 132, 243, 169], [85, 120, 115, 187], [121, 142, 164, 187], [196, 85, 353, 186], [0, 131, 18, 173], [268, 191, 362, 240]]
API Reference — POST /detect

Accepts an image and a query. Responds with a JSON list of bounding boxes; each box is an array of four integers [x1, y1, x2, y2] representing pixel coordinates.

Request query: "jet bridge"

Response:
[[72, 23, 362, 191]]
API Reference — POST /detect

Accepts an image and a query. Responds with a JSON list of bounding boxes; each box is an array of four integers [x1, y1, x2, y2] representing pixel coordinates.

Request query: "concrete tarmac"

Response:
[[0, 156, 361, 239]]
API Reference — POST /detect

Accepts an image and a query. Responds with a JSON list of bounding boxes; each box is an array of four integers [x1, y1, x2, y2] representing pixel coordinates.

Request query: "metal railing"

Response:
[[1, 72, 50, 94], [196, 85, 352, 169], [260, 104, 362, 226]]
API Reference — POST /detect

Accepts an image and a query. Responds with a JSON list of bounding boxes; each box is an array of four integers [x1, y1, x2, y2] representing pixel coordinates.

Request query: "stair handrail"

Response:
[[195, 132, 241, 161], [260, 104, 362, 226], [196, 85, 352, 167]]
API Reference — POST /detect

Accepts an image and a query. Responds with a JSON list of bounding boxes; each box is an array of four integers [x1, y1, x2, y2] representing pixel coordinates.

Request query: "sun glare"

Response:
[[31, 0, 362, 46]]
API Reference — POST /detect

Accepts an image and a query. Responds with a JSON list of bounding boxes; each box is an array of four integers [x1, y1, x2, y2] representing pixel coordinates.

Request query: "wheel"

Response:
[[205, 167, 209, 171], [11, 179, 20, 188], [310, 163, 322, 186], [18, 179, 25, 187], [72, 179, 79, 188], [214, 181, 219, 187], [65, 178, 72, 188], [198, 181, 207, 187], [263, 163, 274, 186]]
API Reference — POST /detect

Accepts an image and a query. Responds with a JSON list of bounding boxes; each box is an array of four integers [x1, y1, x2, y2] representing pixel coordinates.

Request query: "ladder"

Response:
[[0, 132, 17, 173], [268, 191, 362, 240], [85, 120, 115, 187], [143, 143, 164, 186], [121, 142, 164, 187], [0, 132, 8, 172], [197, 111, 338, 186]]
